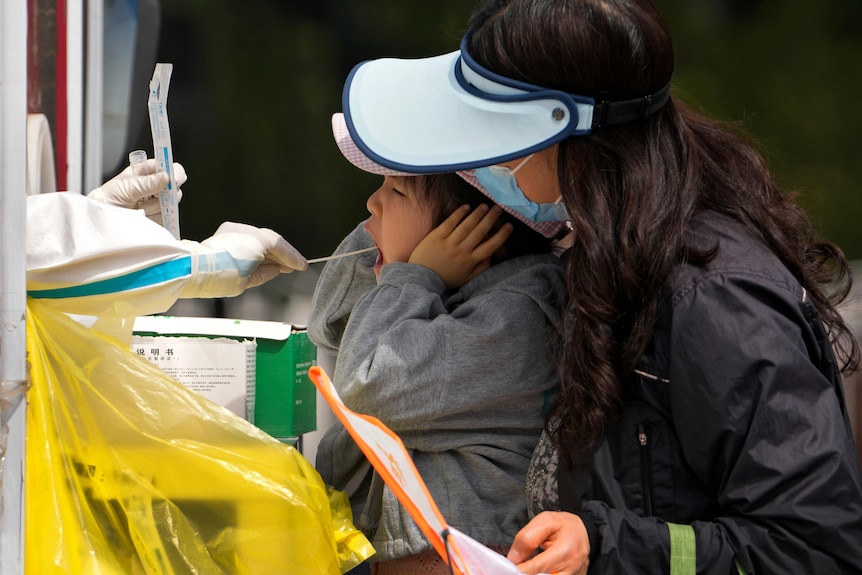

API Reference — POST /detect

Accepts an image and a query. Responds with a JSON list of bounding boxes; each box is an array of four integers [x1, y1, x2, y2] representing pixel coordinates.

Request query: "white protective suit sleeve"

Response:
[[26, 192, 307, 317]]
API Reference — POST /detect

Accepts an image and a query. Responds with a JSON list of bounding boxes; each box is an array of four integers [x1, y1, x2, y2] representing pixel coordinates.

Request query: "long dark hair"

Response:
[[468, 0, 859, 454], [416, 173, 553, 261]]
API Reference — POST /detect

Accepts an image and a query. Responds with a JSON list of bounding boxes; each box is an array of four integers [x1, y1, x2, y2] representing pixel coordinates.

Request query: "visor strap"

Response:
[[592, 80, 672, 128]]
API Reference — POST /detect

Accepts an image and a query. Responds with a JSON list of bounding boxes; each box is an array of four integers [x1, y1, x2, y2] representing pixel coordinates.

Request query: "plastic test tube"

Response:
[[129, 150, 148, 176], [128, 151, 150, 209]]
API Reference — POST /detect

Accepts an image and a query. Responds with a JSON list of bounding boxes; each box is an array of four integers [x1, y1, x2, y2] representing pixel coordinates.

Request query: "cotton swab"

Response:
[[306, 246, 378, 264]]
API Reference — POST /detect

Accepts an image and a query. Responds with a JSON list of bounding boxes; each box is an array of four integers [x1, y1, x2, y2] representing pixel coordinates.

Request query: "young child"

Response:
[[307, 114, 568, 573]]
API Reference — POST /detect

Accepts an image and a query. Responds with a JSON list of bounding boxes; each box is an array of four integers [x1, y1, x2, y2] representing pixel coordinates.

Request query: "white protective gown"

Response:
[[26, 192, 294, 316]]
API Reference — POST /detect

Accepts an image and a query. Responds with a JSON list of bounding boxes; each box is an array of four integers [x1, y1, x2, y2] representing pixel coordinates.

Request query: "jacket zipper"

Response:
[[638, 423, 654, 516]]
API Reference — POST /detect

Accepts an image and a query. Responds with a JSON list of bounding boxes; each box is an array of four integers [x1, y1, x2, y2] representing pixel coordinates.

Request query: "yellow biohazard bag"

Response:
[[24, 299, 374, 574]]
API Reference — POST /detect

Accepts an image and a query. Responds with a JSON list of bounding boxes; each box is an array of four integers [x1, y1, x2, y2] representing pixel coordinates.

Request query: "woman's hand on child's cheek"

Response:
[[409, 204, 512, 289], [507, 511, 590, 575]]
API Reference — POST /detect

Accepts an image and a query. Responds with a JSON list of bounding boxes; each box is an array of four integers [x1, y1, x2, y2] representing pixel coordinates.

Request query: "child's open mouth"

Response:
[[373, 245, 383, 276], [363, 222, 383, 276]]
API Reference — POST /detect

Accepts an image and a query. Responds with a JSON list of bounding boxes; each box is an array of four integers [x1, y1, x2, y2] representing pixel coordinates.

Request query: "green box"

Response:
[[133, 315, 318, 439]]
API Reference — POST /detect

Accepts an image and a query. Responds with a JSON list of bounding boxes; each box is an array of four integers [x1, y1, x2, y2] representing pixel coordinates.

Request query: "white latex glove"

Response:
[[87, 158, 187, 224], [179, 222, 308, 299]]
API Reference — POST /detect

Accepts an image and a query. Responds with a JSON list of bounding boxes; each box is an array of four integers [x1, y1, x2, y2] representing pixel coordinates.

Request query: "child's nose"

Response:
[[366, 188, 382, 215]]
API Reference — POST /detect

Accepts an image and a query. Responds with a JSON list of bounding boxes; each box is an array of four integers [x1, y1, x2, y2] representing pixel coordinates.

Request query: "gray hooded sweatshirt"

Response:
[[309, 223, 565, 561]]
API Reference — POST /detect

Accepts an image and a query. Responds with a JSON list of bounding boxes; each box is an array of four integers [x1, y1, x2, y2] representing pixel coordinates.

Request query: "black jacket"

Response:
[[559, 211, 862, 574]]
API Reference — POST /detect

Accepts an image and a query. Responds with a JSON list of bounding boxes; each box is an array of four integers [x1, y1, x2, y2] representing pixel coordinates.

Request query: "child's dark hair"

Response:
[[415, 173, 553, 262]]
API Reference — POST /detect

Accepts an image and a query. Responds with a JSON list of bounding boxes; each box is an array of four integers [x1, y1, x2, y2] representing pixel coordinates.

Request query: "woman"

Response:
[[332, 0, 862, 573]]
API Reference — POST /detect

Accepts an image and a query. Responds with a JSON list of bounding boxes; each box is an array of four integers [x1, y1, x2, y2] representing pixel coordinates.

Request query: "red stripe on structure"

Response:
[[55, 0, 68, 191], [27, 0, 40, 113]]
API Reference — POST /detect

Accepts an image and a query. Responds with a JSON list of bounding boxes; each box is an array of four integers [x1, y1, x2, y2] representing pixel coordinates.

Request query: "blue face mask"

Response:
[[474, 155, 569, 223]]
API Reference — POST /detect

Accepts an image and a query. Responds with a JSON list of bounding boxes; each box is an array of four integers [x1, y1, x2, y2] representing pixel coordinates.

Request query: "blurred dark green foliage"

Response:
[[136, 0, 862, 261], [658, 0, 862, 258]]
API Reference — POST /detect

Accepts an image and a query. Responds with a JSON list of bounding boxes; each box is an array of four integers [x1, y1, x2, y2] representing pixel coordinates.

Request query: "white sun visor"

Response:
[[342, 33, 672, 174], [342, 48, 596, 173]]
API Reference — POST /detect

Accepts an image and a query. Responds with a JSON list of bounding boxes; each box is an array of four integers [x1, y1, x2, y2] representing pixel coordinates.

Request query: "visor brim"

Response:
[[342, 50, 585, 173]]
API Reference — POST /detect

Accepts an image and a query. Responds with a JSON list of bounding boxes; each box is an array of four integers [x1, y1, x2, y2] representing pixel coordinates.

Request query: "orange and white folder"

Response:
[[309, 366, 530, 575]]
